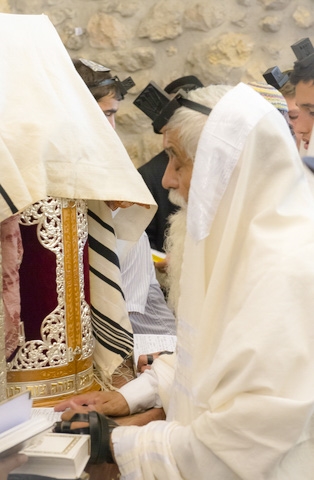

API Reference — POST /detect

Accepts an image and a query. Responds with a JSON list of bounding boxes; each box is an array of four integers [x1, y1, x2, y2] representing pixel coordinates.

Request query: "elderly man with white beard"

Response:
[[55, 82, 314, 480]]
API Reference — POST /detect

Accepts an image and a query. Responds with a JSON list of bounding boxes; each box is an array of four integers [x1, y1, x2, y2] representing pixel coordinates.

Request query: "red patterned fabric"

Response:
[[1, 215, 23, 359]]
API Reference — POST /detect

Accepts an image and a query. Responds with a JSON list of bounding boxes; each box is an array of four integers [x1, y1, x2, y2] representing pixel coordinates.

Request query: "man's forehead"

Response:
[[295, 80, 314, 107], [162, 128, 178, 147]]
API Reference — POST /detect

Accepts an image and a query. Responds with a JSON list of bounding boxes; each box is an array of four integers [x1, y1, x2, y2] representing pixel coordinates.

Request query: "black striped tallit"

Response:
[[87, 200, 133, 379], [0, 185, 18, 215]]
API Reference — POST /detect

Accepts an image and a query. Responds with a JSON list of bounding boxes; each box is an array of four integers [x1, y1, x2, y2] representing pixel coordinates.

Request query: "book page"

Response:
[[31, 407, 62, 423], [0, 391, 32, 434], [133, 334, 177, 367]]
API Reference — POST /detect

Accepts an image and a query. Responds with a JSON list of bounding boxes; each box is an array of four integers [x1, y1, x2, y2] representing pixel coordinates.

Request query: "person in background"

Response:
[[263, 66, 301, 148], [289, 38, 314, 154], [279, 70, 302, 148], [73, 58, 176, 341]]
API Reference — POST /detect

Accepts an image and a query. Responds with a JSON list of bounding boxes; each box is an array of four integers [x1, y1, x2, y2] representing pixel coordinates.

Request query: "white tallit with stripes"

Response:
[[0, 13, 156, 379], [87, 201, 134, 379]]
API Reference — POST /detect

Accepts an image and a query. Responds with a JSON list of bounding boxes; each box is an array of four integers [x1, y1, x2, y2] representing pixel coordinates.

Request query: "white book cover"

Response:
[[0, 392, 54, 459], [12, 433, 91, 479]]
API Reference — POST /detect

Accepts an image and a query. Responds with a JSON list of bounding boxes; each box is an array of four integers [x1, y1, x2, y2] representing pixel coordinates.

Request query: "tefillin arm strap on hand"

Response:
[[54, 411, 118, 464]]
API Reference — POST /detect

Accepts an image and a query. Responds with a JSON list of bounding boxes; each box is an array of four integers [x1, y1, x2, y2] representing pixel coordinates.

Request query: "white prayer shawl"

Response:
[[0, 13, 156, 235], [0, 13, 157, 379], [113, 83, 314, 479]]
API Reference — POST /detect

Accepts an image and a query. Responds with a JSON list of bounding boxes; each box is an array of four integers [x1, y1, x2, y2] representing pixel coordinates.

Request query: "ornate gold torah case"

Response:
[[4, 198, 98, 406]]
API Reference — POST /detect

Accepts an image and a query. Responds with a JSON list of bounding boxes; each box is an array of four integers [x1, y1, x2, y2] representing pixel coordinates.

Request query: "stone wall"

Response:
[[3, 0, 314, 167]]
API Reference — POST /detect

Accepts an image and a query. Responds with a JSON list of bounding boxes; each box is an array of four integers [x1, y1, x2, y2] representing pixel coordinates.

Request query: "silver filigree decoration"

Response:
[[8, 197, 92, 370], [0, 226, 7, 400], [75, 199, 93, 359]]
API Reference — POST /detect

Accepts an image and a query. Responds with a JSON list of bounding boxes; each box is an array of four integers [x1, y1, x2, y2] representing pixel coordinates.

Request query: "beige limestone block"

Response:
[[186, 33, 254, 85], [204, 33, 253, 67], [138, 0, 183, 42], [13, 0, 43, 13], [119, 47, 156, 72], [184, 3, 225, 31], [259, 0, 289, 10], [116, 0, 141, 17], [293, 6, 313, 29], [47, 7, 74, 26], [259, 15, 282, 32], [87, 12, 129, 49], [0, 0, 10, 12]]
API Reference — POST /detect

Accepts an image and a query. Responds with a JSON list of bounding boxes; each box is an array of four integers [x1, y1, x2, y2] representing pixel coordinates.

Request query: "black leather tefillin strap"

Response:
[[133, 81, 211, 133], [54, 411, 118, 464]]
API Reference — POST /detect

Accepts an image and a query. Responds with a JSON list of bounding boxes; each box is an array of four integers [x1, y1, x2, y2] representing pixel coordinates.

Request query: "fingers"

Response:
[[154, 259, 168, 273], [60, 392, 130, 419], [54, 392, 99, 412], [137, 352, 159, 373], [60, 404, 92, 420], [137, 351, 174, 373]]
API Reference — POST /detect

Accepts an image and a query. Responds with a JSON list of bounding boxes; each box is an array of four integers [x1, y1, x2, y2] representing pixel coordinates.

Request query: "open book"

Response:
[[0, 391, 54, 459], [1, 392, 90, 479], [10, 432, 90, 479], [133, 333, 177, 368]]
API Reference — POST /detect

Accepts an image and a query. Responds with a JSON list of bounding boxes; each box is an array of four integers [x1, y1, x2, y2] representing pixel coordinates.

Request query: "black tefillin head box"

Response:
[[291, 37, 314, 67], [263, 66, 289, 90], [133, 81, 211, 134], [133, 82, 184, 133]]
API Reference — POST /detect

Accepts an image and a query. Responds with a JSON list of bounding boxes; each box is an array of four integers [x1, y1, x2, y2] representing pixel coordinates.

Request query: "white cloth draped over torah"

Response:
[[0, 13, 156, 379]]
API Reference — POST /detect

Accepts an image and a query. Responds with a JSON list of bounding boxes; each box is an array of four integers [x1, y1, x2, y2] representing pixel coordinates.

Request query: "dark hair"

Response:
[[289, 61, 314, 86], [73, 58, 123, 101]]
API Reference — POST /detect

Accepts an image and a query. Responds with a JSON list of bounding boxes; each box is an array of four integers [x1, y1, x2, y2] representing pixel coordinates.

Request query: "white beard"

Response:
[[164, 206, 187, 316]]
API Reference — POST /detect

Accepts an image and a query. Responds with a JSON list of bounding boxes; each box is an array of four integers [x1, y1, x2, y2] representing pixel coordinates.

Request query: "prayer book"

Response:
[[133, 333, 177, 368], [10, 432, 91, 479], [0, 391, 54, 459]]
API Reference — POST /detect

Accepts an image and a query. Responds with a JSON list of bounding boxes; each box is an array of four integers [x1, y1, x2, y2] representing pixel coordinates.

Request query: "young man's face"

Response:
[[285, 96, 302, 148], [162, 128, 193, 204], [97, 93, 120, 129], [294, 80, 314, 149]]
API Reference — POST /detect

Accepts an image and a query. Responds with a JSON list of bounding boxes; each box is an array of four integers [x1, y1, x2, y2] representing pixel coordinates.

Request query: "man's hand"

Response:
[[54, 390, 130, 419], [137, 350, 174, 373], [137, 352, 161, 373], [154, 258, 168, 273]]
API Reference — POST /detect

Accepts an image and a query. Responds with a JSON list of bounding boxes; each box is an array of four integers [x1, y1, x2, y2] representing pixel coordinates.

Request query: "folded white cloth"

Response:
[[0, 13, 156, 242]]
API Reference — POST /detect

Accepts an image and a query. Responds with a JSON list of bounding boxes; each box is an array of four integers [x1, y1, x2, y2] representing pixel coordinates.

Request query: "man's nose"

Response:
[[108, 116, 116, 129], [294, 110, 313, 134], [162, 162, 178, 190]]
